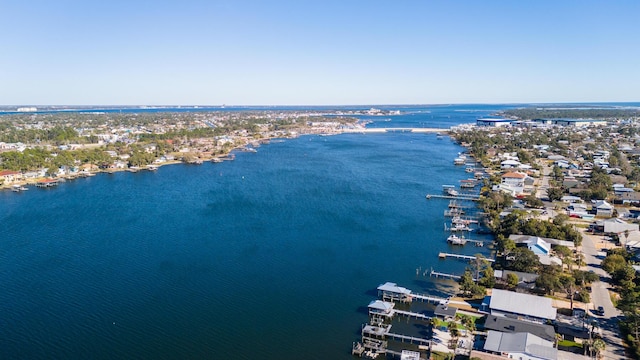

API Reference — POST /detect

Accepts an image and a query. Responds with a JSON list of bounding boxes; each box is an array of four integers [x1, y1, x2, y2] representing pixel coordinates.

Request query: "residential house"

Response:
[[594, 200, 614, 217], [499, 172, 526, 194], [0, 170, 22, 184], [524, 237, 551, 255], [483, 331, 557, 360], [484, 315, 556, 342], [434, 304, 457, 321], [501, 159, 521, 170], [481, 289, 557, 323]]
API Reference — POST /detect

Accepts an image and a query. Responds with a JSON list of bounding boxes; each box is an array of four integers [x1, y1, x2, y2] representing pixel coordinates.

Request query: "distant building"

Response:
[[0, 170, 22, 184], [551, 118, 607, 127], [16, 107, 37, 112], [477, 118, 514, 127]]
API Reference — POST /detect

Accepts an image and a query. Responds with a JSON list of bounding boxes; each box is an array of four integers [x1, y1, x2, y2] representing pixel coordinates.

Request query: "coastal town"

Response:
[[351, 109, 640, 360], [0, 109, 363, 190]]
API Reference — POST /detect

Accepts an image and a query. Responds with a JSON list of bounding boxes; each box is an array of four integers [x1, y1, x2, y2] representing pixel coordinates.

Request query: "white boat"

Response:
[[454, 157, 466, 165], [442, 185, 455, 194], [447, 222, 472, 232], [446, 188, 459, 197], [19, 186, 28, 191], [11, 185, 21, 192], [447, 234, 467, 245]]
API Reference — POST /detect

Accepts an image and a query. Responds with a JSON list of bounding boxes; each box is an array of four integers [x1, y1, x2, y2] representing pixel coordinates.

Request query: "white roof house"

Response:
[[488, 289, 557, 322], [501, 159, 521, 169], [594, 200, 614, 216], [368, 300, 395, 317], [484, 330, 557, 360]]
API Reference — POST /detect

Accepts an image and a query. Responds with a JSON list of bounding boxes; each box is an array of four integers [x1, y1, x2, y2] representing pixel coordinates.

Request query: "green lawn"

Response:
[[558, 339, 583, 348]]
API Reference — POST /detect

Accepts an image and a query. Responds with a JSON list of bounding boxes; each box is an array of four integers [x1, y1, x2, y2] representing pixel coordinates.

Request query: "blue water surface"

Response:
[[1, 106, 497, 359]]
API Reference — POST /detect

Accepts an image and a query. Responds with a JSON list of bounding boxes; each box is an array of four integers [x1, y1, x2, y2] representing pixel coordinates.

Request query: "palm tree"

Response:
[[592, 338, 606, 359]]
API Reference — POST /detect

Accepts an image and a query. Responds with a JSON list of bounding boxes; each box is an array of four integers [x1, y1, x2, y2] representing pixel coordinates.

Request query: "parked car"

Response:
[[597, 306, 605, 316]]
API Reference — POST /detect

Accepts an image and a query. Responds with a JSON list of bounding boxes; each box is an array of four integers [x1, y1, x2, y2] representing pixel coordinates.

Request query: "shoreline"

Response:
[[0, 126, 450, 192], [0, 127, 390, 191]]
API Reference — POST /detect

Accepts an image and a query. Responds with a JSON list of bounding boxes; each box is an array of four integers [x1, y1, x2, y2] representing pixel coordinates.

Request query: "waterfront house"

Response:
[[494, 270, 539, 289], [434, 304, 457, 321], [483, 315, 556, 342], [481, 289, 557, 323], [498, 172, 526, 195], [483, 331, 557, 360], [0, 170, 22, 184]]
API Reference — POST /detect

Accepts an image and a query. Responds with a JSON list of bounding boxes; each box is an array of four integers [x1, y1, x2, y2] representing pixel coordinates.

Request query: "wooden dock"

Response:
[[385, 332, 431, 346], [429, 270, 461, 280], [426, 194, 479, 201], [410, 293, 449, 305], [392, 309, 432, 321], [438, 252, 495, 262]]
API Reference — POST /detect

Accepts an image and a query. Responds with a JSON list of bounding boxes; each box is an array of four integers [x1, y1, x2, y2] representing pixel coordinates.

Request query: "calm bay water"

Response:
[[1, 105, 501, 359]]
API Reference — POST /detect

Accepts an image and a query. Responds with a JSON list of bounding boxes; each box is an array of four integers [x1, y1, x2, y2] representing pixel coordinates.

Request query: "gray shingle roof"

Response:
[[484, 315, 556, 342]]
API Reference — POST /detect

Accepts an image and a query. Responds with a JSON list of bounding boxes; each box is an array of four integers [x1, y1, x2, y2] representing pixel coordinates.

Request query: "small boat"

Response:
[[11, 185, 21, 192], [446, 188, 459, 197], [19, 186, 28, 191], [465, 167, 474, 173], [454, 157, 466, 165], [447, 234, 467, 245]]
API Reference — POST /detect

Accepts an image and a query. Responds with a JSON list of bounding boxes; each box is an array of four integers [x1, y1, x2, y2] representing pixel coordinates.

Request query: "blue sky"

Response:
[[1, 0, 638, 105]]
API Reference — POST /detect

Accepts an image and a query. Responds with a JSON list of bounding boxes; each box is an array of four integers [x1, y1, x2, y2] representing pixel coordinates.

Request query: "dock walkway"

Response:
[[438, 252, 495, 262], [391, 309, 432, 321], [386, 332, 431, 346], [426, 194, 479, 201]]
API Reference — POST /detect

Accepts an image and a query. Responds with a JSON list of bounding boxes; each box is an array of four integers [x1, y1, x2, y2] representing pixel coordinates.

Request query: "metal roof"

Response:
[[368, 300, 394, 312], [377, 282, 411, 295], [489, 289, 557, 320], [484, 330, 557, 360]]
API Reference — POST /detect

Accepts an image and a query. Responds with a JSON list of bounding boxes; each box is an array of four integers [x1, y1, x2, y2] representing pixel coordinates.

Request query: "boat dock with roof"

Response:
[[377, 282, 449, 305]]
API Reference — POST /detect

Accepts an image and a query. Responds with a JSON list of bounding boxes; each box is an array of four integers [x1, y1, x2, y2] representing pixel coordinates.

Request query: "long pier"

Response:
[[426, 194, 479, 201], [430, 270, 461, 280], [393, 309, 432, 321], [343, 127, 447, 134], [438, 252, 495, 262], [410, 293, 449, 305], [385, 332, 431, 346]]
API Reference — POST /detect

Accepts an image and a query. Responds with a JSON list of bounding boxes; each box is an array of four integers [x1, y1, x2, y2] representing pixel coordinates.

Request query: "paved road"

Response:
[[537, 163, 627, 358], [581, 231, 627, 359]]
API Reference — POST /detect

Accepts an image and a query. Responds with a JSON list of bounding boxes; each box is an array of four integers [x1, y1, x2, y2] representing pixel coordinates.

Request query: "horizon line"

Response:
[[1, 101, 640, 108]]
